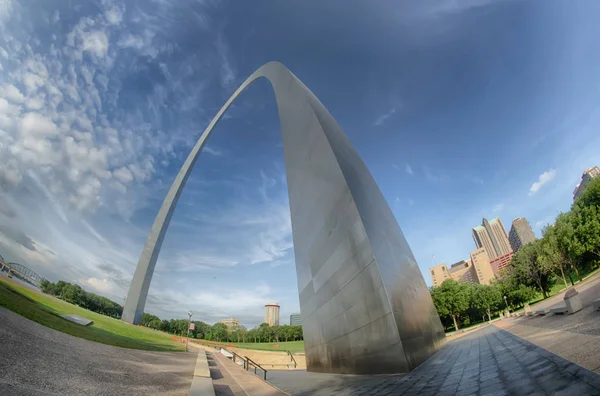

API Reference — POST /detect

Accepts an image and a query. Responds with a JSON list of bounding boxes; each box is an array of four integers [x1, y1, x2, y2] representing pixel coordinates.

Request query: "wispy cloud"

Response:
[[529, 169, 556, 196], [492, 203, 504, 213], [203, 146, 222, 156], [405, 163, 414, 175], [373, 101, 402, 126], [216, 32, 235, 87]]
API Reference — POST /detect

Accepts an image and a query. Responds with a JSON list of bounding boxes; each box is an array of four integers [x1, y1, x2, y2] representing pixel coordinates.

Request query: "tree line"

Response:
[[141, 313, 303, 343], [431, 177, 600, 331], [39, 279, 304, 343], [40, 280, 123, 318]]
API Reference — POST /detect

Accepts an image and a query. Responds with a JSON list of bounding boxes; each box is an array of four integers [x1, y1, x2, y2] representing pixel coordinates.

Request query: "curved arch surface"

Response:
[[121, 62, 444, 374]]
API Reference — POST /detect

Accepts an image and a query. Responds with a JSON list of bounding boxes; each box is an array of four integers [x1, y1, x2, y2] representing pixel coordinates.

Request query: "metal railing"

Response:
[[230, 350, 247, 369], [245, 356, 268, 381], [286, 350, 297, 368]]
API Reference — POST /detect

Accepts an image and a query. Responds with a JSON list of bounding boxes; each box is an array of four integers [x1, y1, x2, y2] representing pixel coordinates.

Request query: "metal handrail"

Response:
[[245, 356, 267, 381], [230, 350, 247, 369], [286, 350, 297, 368]]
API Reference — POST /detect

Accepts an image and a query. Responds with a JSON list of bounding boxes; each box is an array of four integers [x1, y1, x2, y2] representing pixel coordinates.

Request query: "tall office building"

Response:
[[290, 313, 302, 326], [573, 166, 600, 200], [472, 217, 512, 259], [264, 302, 280, 326], [509, 217, 536, 252]]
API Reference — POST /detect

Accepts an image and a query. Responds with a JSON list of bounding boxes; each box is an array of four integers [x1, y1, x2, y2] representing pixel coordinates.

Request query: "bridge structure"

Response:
[[0, 258, 47, 288]]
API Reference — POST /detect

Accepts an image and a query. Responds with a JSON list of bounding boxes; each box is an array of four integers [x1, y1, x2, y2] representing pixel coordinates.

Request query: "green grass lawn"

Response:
[[0, 277, 184, 351], [231, 340, 305, 354]]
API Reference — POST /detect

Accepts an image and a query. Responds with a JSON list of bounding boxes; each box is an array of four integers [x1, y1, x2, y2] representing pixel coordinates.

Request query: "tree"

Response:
[[471, 284, 502, 322], [573, 176, 600, 210], [211, 323, 228, 342], [573, 205, 600, 261], [539, 225, 569, 289], [510, 240, 554, 298], [430, 280, 470, 331], [554, 212, 583, 281], [60, 284, 85, 305]]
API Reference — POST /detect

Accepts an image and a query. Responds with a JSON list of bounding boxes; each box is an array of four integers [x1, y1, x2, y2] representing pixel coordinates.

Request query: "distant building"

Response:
[[470, 248, 496, 285], [264, 302, 280, 326], [430, 263, 452, 287], [573, 166, 600, 200], [219, 317, 240, 331], [429, 251, 495, 287], [289, 313, 302, 326], [490, 251, 513, 276], [472, 217, 512, 259], [509, 217, 536, 252], [448, 260, 478, 283]]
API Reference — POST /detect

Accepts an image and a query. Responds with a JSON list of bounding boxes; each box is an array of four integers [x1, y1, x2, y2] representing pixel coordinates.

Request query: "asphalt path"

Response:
[[0, 307, 196, 396]]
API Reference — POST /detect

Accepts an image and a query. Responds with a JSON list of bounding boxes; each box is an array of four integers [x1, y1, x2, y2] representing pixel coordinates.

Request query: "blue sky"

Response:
[[1, 0, 600, 328]]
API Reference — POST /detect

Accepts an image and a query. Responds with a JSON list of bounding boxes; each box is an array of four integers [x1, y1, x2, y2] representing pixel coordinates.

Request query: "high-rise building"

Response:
[[472, 217, 512, 259], [264, 302, 280, 326], [573, 166, 600, 200], [290, 313, 302, 326], [219, 317, 240, 331], [509, 217, 536, 252], [470, 248, 496, 285]]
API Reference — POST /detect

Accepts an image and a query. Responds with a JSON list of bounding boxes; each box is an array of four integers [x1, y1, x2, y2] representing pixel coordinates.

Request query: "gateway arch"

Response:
[[122, 62, 445, 374]]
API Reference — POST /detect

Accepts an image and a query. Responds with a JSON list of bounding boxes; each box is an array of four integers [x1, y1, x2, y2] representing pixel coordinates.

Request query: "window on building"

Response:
[[431, 270, 435, 275]]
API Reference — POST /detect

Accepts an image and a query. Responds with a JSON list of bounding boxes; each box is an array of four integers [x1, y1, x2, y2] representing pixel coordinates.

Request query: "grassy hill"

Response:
[[0, 276, 184, 351]]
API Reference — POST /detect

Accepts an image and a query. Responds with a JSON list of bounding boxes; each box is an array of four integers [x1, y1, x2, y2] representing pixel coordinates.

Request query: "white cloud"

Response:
[[529, 169, 556, 196], [113, 166, 134, 184], [19, 112, 58, 137], [22, 73, 45, 92], [1, 84, 25, 103], [105, 7, 123, 25], [203, 146, 222, 156], [0, 0, 13, 24], [492, 203, 504, 213], [405, 163, 413, 175], [85, 277, 113, 293], [82, 31, 109, 57], [118, 34, 144, 50]]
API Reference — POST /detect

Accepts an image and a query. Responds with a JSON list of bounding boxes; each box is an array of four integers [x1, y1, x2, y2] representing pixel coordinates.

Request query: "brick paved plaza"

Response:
[[268, 325, 600, 395]]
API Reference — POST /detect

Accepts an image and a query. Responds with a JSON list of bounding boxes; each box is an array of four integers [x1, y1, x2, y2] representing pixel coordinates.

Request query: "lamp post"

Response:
[[503, 295, 509, 315], [186, 311, 192, 352]]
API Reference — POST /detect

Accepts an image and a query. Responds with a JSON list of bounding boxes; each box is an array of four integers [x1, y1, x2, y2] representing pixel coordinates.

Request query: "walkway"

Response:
[[268, 326, 600, 395], [0, 307, 197, 396], [496, 275, 600, 374]]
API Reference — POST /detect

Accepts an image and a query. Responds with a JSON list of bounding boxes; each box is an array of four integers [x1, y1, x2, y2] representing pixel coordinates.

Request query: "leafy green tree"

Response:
[[60, 284, 85, 304], [573, 205, 600, 261], [573, 176, 600, 209], [430, 280, 470, 331], [510, 240, 554, 298], [554, 212, 584, 281], [539, 225, 569, 288], [471, 284, 502, 322], [211, 323, 228, 342]]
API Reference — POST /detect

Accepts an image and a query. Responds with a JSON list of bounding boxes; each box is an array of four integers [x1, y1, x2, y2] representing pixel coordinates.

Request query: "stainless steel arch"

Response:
[[122, 61, 445, 374]]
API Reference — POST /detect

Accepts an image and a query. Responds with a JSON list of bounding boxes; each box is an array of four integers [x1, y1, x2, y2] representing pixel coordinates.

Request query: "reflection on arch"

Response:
[[122, 62, 445, 374]]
